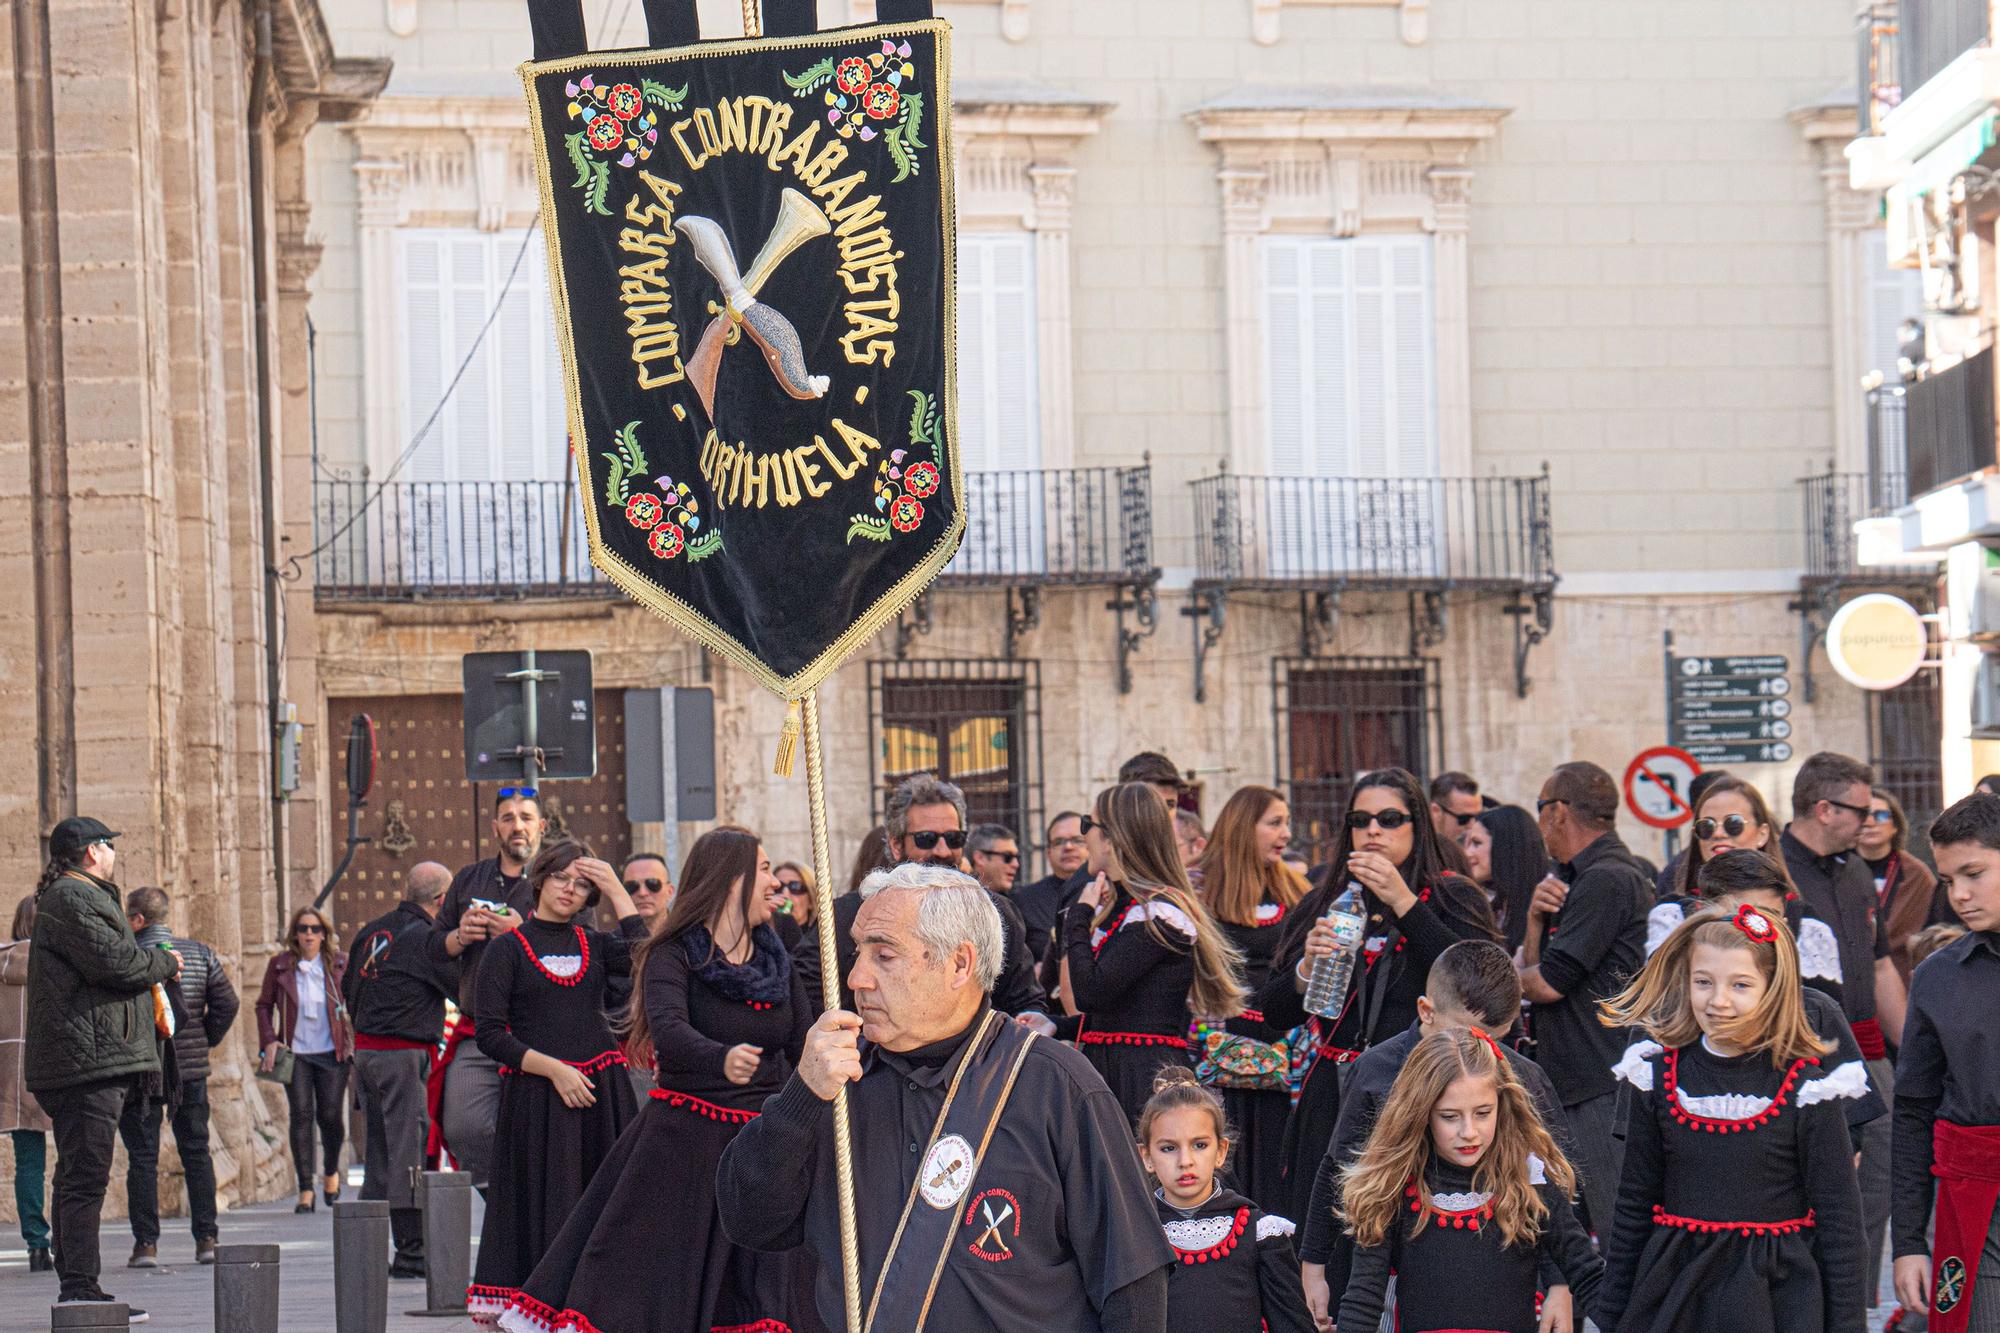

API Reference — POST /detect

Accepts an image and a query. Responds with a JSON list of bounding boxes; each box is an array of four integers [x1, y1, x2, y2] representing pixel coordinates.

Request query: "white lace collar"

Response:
[[537, 953, 584, 979], [1162, 1214, 1235, 1251]]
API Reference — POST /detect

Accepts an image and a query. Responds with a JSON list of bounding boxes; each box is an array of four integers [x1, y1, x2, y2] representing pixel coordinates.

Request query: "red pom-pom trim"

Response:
[[515, 925, 591, 986], [1090, 904, 1133, 958], [1404, 1175, 1494, 1231], [497, 1050, 627, 1079], [1651, 1205, 1816, 1236], [1078, 1030, 1189, 1050], [650, 1088, 759, 1125], [1662, 1048, 1814, 1134], [1170, 1207, 1250, 1265]]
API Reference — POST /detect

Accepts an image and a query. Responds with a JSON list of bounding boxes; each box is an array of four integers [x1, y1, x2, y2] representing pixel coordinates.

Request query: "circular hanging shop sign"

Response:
[[1826, 593, 1928, 691]]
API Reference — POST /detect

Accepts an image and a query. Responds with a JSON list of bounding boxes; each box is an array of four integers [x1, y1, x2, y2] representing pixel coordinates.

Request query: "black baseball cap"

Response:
[[50, 817, 119, 859]]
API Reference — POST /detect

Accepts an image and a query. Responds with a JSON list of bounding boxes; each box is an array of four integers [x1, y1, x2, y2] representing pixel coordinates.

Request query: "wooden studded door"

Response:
[[324, 692, 632, 943]]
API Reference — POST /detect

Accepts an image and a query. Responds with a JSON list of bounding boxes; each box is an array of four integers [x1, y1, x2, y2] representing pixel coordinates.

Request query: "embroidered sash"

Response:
[[1929, 1120, 2000, 1333], [863, 1010, 1038, 1333]]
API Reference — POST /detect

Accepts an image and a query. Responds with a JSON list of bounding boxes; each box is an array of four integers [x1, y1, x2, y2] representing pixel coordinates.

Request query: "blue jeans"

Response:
[[10, 1129, 48, 1249]]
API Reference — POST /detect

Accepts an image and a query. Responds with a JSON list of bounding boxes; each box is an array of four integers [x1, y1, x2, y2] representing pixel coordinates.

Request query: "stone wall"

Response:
[[0, 0, 382, 1222]]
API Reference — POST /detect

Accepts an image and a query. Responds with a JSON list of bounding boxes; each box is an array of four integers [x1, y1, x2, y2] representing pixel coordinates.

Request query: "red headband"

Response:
[[1730, 904, 1778, 945], [1468, 1027, 1506, 1065]]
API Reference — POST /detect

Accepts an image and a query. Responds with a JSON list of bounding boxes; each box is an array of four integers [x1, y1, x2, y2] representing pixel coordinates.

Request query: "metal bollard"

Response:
[[406, 1170, 472, 1317], [51, 1303, 129, 1331], [212, 1243, 281, 1333], [333, 1199, 391, 1333]]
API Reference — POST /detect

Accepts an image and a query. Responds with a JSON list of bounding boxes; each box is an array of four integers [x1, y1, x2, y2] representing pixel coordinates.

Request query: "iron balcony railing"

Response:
[[1190, 472, 1555, 589], [1858, 1, 1902, 133], [1867, 383, 1910, 502], [1800, 467, 1920, 582], [313, 478, 614, 601], [315, 465, 1159, 601], [1906, 343, 1996, 497], [1899, 0, 1989, 107], [940, 464, 1156, 585]]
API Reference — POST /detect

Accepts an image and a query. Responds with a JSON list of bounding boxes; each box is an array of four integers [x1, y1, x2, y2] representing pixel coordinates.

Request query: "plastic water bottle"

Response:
[[1303, 884, 1368, 1019]]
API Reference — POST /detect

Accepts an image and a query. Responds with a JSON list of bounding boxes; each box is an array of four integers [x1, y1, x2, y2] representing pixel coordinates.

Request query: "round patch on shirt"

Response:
[[919, 1134, 976, 1211], [1937, 1255, 1968, 1313], [963, 1187, 1019, 1262]]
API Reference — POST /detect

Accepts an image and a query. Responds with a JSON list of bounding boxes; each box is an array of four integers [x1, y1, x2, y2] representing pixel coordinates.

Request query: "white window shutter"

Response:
[[1350, 238, 1392, 478], [1264, 238, 1306, 477], [1863, 229, 1921, 381], [1307, 242, 1351, 478], [401, 234, 446, 482], [448, 237, 492, 482], [987, 234, 1038, 472], [1389, 236, 1436, 478], [956, 236, 993, 472], [496, 247, 538, 482]]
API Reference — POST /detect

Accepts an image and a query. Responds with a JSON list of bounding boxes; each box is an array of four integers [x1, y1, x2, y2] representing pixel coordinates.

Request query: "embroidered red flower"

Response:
[[863, 82, 900, 120], [649, 523, 685, 559], [890, 495, 923, 532], [607, 83, 644, 121], [1731, 904, 1778, 944], [903, 460, 939, 498], [836, 57, 872, 95], [586, 115, 625, 152], [624, 494, 662, 529]]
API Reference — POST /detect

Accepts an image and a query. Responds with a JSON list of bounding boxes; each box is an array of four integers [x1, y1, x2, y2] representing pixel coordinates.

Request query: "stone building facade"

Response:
[[288, 0, 1944, 919], [0, 0, 386, 1218]]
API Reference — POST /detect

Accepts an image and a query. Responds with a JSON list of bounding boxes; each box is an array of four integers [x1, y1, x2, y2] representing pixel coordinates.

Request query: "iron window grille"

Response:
[[1273, 656, 1442, 865]]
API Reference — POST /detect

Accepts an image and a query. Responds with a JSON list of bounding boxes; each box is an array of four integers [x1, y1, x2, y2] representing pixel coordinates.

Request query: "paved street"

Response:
[[0, 1183, 485, 1333]]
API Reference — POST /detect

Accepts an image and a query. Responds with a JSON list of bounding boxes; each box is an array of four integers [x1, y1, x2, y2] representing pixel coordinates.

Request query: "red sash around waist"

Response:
[[1851, 1016, 1887, 1062], [355, 1033, 434, 1052], [423, 1016, 475, 1164], [1928, 1121, 2000, 1333]]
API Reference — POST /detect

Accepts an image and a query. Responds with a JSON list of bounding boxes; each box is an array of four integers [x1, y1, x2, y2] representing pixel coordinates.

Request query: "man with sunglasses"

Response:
[[796, 774, 1051, 1033], [618, 853, 673, 924], [426, 787, 544, 1193], [1015, 812, 1087, 965], [1427, 771, 1482, 848], [1782, 750, 1913, 1302], [967, 825, 1022, 897]]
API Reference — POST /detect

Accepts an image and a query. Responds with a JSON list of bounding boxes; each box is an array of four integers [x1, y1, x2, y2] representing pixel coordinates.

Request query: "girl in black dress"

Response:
[[1062, 782, 1247, 1124], [468, 840, 645, 1326], [1596, 905, 1868, 1333], [1254, 768, 1498, 1222], [1337, 1026, 1601, 1333], [499, 827, 823, 1333], [1139, 1066, 1314, 1333], [1190, 784, 1311, 1211]]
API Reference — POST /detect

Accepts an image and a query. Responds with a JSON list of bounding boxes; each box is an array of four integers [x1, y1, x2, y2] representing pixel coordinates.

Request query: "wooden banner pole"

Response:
[[802, 689, 863, 1333]]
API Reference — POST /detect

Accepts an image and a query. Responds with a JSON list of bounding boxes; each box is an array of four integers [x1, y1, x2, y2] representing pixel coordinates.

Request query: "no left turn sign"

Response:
[[1623, 745, 1702, 830]]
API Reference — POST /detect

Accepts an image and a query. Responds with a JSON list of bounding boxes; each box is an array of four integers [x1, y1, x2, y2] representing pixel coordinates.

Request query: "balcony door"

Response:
[[951, 231, 1043, 577], [1262, 234, 1439, 578], [396, 229, 575, 589]]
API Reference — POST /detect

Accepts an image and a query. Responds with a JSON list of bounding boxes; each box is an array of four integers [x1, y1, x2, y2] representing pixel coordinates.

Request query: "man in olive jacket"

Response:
[[26, 817, 180, 1310]]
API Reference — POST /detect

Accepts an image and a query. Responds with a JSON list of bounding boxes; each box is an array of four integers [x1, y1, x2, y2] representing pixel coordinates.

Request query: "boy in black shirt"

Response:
[[1894, 794, 2000, 1333]]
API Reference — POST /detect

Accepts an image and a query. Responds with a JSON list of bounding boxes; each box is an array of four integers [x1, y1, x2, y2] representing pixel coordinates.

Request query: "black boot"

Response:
[[388, 1208, 426, 1279], [27, 1247, 51, 1272]]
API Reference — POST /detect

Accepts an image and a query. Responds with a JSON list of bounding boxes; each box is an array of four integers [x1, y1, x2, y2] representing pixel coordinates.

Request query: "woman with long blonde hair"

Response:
[[1190, 785, 1310, 1209], [1336, 1027, 1597, 1332], [1595, 906, 1867, 1333], [1061, 782, 1247, 1123]]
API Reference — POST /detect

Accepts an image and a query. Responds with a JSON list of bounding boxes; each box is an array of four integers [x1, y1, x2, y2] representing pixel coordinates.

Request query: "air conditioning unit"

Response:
[[1966, 561, 2000, 642], [1973, 656, 2000, 738]]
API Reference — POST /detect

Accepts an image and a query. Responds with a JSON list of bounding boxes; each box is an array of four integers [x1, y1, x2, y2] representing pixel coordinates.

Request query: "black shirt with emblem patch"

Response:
[[1892, 930, 2000, 1258], [716, 1005, 1174, 1331]]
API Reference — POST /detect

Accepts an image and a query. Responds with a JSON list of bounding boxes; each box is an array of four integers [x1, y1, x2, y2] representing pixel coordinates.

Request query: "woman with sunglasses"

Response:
[[1252, 768, 1498, 1222], [1188, 784, 1310, 1210], [1650, 777, 1845, 1006], [499, 828, 822, 1333], [1061, 783, 1247, 1125], [769, 861, 817, 948], [1857, 787, 1954, 984], [468, 837, 644, 1326], [255, 906, 353, 1213]]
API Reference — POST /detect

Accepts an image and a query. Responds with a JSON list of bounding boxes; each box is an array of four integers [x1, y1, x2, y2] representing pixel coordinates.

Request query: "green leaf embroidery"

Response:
[[641, 79, 688, 110], [847, 515, 892, 544], [901, 92, 927, 150], [563, 132, 591, 189], [906, 390, 935, 446], [885, 127, 917, 184], [686, 529, 725, 562], [783, 58, 835, 93], [615, 421, 649, 475], [602, 453, 629, 508], [585, 160, 613, 216]]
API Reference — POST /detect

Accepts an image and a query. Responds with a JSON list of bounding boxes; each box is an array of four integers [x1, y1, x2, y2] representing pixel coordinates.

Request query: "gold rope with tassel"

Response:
[[773, 699, 801, 777], [802, 690, 863, 1333]]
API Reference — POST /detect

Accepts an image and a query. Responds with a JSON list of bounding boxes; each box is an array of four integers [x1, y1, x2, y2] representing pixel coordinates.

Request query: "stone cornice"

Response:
[[1188, 86, 1511, 155]]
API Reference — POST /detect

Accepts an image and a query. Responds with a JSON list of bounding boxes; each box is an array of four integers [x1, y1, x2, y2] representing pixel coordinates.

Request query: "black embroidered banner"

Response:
[[520, 21, 959, 696]]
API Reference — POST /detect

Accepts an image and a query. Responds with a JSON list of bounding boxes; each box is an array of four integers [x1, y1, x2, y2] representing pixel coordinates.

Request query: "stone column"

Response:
[[353, 155, 409, 476], [1028, 163, 1077, 469], [1218, 159, 1270, 470], [1429, 166, 1473, 478]]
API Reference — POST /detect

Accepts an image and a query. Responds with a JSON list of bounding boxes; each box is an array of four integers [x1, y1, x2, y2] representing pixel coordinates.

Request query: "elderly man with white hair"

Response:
[[718, 863, 1172, 1332]]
